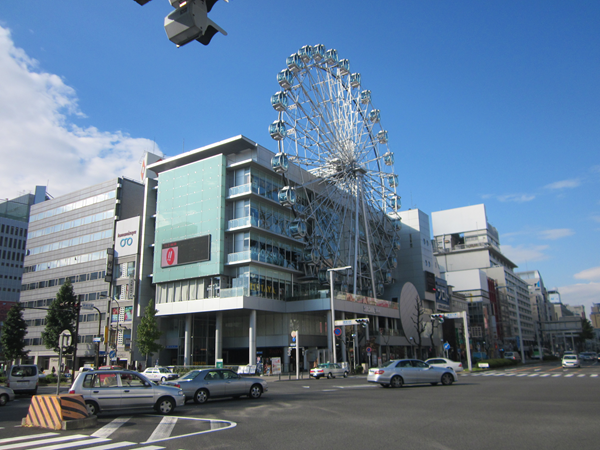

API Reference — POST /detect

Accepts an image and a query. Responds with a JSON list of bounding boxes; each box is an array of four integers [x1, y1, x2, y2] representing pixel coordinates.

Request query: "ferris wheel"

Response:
[[268, 44, 401, 298]]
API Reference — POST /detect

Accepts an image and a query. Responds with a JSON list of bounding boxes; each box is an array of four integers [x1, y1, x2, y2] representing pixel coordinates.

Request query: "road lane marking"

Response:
[[528, 374, 539, 377], [82, 442, 138, 450], [26, 437, 109, 450], [591, 374, 598, 377], [145, 417, 178, 443], [539, 374, 550, 377], [0, 435, 59, 445], [0, 435, 89, 450], [92, 417, 132, 438], [564, 374, 574, 377]]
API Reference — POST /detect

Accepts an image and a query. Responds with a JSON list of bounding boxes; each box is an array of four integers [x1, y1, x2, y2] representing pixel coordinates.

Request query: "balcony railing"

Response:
[[228, 183, 251, 197], [227, 216, 251, 230], [227, 250, 251, 264]]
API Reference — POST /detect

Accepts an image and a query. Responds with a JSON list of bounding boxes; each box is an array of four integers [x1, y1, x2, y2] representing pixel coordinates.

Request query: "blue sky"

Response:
[[0, 1, 598, 316]]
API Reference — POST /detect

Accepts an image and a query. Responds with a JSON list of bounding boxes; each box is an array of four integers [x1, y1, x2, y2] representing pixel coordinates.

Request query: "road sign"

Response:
[[444, 342, 451, 350], [109, 350, 116, 359], [334, 327, 342, 336], [334, 318, 370, 326], [93, 337, 103, 343], [444, 312, 463, 319], [80, 303, 94, 310], [366, 347, 372, 353]]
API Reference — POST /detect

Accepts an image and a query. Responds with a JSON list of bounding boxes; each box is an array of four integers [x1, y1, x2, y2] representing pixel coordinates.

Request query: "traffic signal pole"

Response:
[[430, 311, 472, 371]]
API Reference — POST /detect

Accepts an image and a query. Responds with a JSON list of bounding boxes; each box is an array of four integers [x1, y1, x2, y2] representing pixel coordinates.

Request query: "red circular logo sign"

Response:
[[166, 248, 175, 265]]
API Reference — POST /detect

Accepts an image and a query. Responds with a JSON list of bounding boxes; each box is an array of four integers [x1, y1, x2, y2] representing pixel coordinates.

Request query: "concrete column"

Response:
[[249, 310, 257, 365], [284, 348, 290, 373], [215, 312, 223, 361], [184, 314, 192, 366]]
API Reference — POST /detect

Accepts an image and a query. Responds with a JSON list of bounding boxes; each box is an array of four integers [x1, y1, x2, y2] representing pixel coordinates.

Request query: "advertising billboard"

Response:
[[115, 216, 140, 257], [161, 235, 211, 268]]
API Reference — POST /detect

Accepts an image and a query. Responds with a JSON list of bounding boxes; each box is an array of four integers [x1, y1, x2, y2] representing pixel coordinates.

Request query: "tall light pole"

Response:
[[328, 266, 352, 364], [100, 294, 120, 366]]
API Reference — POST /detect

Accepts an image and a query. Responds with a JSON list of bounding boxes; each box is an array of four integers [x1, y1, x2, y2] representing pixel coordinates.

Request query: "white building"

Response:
[[431, 204, 535, 356]]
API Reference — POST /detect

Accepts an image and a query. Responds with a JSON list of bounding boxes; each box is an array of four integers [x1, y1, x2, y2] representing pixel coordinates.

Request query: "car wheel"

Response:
[[390, 376, 403, 388], [155, 397, 175, 414], [441, 373, 454, 386], [327, 373, 333, 379], [249, 384, 263, 399], [343, 371, 348, 378], [85, 400, 99, 416], [194, 389, 209, 404], [161, 376, 166, 382], [0, 394, 8, 406]]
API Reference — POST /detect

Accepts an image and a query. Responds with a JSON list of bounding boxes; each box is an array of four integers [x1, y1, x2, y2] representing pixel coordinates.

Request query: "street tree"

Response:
[[0, 303, 29, 368], [410, 297, 428, 359], [42, 280, 78, 354], [136, 299, 163, 367]]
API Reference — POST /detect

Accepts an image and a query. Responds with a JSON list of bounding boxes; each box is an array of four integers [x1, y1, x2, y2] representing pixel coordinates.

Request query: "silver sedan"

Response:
[[367, 359, 456, 388], [0, 386, 15, 406], [164, 368, 268, 404]]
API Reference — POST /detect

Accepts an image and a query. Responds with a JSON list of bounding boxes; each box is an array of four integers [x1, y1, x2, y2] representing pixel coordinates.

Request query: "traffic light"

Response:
[[430, 314, 444, 324], [355, 318, 369, 328], [164, 0, 228, 47]]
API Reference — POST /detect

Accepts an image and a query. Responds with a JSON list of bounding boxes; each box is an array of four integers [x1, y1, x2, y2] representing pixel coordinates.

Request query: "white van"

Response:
[[8, 365, 39, 395]]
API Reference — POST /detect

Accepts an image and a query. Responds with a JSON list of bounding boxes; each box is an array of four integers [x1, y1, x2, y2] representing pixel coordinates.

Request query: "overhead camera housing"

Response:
[[164, 0, 227, 47]]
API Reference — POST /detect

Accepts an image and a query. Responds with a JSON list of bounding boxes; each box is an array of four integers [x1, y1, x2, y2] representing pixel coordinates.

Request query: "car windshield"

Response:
[[158, 368, 170, 373], [316, 364, 328, 368], [505, 353, 513, 356], [564, 356, 577, 360], [180, 370, 202, 380]]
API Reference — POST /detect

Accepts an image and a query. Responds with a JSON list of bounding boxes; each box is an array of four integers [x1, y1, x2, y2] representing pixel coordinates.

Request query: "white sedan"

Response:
[[142, 367, 179, 382], [425, 358, 464, 373]]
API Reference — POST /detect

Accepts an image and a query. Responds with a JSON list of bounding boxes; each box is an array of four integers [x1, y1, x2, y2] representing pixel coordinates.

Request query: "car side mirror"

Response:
[[144, 381, 152, 387]]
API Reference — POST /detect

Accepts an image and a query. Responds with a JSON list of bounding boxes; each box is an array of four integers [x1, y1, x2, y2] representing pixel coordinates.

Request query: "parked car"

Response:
[[503, 352, 522, 361], [425, 358, 464, 373], [367, 359, 456, 388], [69, 369, 185, 415], [562, 354, 580, 368], [164, 368, 267, 404], [578, 352, 597, 362], [0, 386, 15, 406], [310, 363, 349, 379], [7, 365, 39, 395], [142, 367, 179, 383]]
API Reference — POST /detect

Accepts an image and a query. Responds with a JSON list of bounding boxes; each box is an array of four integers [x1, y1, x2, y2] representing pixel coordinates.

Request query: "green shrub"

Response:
[[354, 365, 363, 375]]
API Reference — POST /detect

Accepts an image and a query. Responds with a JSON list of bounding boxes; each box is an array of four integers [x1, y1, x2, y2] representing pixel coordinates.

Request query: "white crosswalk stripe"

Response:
[[92, 417, 132, 439], [0, 433, 165, 450]]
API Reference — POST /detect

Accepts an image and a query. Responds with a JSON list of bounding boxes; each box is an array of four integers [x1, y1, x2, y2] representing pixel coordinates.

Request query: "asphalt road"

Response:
[[1, 361, 599, 450]]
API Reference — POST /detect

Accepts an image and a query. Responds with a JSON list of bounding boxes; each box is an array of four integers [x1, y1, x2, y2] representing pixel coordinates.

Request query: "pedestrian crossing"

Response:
[[461, 371, 599, 378], [0, 415, 236, 450], [0, 433, 165, 450]]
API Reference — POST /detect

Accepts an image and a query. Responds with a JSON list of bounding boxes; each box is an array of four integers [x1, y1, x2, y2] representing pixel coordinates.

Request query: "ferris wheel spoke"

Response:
[[271, 45, 400, 293]]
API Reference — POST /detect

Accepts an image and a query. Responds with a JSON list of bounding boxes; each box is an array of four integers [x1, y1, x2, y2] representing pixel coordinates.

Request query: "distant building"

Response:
[[565, 304, 586, 319], [0, 187, 47, 303], [516, 270, 556, 348], [20, 178, 144, 371], [591, 304, 600, 329], [432, 204, 535, 357]]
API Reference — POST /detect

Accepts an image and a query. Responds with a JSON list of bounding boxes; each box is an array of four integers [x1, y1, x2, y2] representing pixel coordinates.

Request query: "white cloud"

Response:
[[574, 267, 600, 281], [539, 228, 575, 240], [544, 179, 581, 190], [557, 282, 600, 320], [500, 244, 549, 264], [496, 193, 536, 203], [0, 25, 161, 200]]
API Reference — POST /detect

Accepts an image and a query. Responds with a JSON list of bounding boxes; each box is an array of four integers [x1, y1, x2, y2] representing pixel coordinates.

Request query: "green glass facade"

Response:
[[153, 155, 226, 283]]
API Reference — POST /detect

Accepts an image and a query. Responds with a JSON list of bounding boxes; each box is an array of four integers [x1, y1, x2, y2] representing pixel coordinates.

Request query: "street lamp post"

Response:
[[328, 266, 352, 364]]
